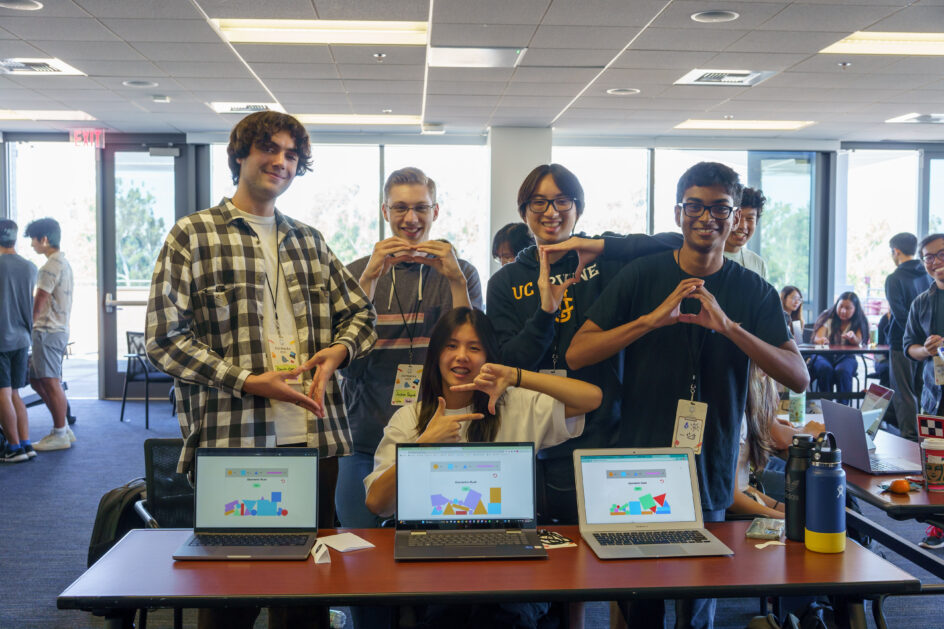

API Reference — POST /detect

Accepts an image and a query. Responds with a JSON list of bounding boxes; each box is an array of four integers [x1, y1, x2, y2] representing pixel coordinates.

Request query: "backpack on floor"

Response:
[[87, 477, 146, 567]]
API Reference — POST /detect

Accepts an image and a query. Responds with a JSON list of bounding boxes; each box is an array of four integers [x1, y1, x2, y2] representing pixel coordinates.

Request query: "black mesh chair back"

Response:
[[143, 438, 194, 529], [121, 331, 174, 429]]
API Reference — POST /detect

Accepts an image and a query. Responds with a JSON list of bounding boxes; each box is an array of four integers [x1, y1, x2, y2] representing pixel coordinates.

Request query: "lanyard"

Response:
[[675, 249, 708, 403], [260, 230, 283, 337], [392, 265, 428, 364]]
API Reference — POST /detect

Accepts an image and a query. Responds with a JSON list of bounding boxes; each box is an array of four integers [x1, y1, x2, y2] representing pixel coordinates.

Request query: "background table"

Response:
[[798, 344, 889, 403], [59, 523, 919, 628]]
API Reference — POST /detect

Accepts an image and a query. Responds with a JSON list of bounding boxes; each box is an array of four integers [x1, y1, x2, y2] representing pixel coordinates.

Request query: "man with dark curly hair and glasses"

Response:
[[146, 111, 376, 628]]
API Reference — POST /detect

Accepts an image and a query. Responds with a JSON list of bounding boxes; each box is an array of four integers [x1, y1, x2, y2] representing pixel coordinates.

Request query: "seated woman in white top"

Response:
[[365, 306, 602, 519]]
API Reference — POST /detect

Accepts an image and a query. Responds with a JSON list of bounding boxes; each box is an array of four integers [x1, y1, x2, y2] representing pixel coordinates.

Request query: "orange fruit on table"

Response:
[[888, 479, 911, 494]]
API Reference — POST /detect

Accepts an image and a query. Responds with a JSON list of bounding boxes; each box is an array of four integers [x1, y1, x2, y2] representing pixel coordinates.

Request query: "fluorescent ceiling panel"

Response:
[[213, 19, 428, 46], [427, 47, 527, 68], [821, 31, 944, 56], [675, 119, 815, 131], [295, 113, 421, 125], [0, 109, 95, 120]]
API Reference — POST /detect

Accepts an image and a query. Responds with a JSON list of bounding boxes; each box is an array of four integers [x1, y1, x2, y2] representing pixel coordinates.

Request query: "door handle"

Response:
[[104, 292, 148, 313]]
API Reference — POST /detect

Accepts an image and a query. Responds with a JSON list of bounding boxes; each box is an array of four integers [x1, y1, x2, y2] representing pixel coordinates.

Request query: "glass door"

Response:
[[100, 146, 179, 399]]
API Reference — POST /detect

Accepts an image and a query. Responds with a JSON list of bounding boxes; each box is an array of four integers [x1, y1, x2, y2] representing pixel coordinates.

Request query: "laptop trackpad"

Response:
[[640, 544, 684, 556]]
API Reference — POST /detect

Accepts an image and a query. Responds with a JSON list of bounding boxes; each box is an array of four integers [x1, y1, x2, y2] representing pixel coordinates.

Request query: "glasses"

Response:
[[680, 202, 735, 220], [526, 197, 576, 214], [922, 251, 944, 265], [387, 203, 434, 216]]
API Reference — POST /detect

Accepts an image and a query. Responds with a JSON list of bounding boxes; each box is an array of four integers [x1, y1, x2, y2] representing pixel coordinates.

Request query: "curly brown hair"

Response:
[[226, 111, 313, 184]]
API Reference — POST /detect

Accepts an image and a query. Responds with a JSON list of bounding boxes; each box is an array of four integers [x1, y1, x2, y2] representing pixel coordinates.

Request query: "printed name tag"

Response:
[[935, 355, 944, 386], [673, 399, 708, 455], [268, 337, 301, 385], [391, 364, 423, 406]]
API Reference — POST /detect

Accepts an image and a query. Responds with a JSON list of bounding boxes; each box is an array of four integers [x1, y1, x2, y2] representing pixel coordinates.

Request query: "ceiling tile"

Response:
[[428, 81, 509, 95], [434, 0, 549, 24], [100, 19, 220, 43], [264, 78, 346, 93], [76, 60, 166, 77], [338, 63, 424, 81], [135, 42, 238, 63], [1, 17, 120, 42], [630, 27, 750, 52], [612, 50, 715, 69], [342, 79, 423, 94], [251, 63, 340, 80], [725, 30, 854, 54], [427, 94, 502, 107], [199, 0, 317, 19], [5, 75, 108, 90], [543, 0, 670, 27], [173, 77, 263, 90], [0, 40, 44, 57], [234, 44, 335, 64], [521, 48, 614, 67], [512, 66, 599, 82], [754, 4, 899, 31], [28, 40, 146, 61], [428, 67, 515, 82], [313, 0, 428, 21], [431, 23, 535, 47], [330, 45, 427, 65], [74, 0, 203, 19], [156, 61, 251, 79], [653, 1, 789, 29], [704, 51, 811, 71]]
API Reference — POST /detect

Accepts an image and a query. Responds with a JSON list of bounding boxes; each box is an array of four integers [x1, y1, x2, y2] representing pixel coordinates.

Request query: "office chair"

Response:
[[133, 438, 191, 629], [120, 331, 174, 429]]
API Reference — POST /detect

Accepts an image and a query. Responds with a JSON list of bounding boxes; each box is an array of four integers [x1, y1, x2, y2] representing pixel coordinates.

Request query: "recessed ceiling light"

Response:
[[122, 79, 158, 88], [381, 108, 393, 114], [427, 47, 527, 68], [675, 119, 815, 131], [208, 102, 285, 114], [0, 109, 95, 121], [821, 31, 944, 55], [0, 57, 84, 76], [0, 0, 42, 10], [606, 87, 641, 96], [886, 113, 944, 124], [837, 61, 852, 69], [213, 19, 428, 46], [373, 52, 387, 62], [152, 95, 170, 104], [691, 10, 740, 23], [295, 113, 421, 126]]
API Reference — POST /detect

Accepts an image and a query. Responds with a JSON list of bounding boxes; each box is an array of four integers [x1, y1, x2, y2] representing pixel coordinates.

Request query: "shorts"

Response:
[[0, 347, 29, 389], [30, 329, 68, 379]]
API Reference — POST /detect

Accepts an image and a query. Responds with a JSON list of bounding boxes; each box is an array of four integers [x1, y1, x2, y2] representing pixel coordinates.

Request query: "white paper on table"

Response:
[[317, 532, 375, 552]]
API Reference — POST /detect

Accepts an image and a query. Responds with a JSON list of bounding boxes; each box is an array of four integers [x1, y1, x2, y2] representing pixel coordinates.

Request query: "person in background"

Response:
[[146, 111, 376, 628], [722, 186, 767, 278], [885, 232, 931, 441], [781, 285, 805, 342], [904, 233, 944, 550], [809, 292, 869, 404], [0, 219, 38, 463], [25, 218, 76, 452], [491, 222, 534, 267]]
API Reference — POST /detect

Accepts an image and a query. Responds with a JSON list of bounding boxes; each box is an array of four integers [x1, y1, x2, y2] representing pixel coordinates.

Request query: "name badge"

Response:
[[934, 354, 944, 386], [673, 399, 708, 455], [391, 364, 423, 406], [268, 337, 301, 384], [539, 369, 567, 378]]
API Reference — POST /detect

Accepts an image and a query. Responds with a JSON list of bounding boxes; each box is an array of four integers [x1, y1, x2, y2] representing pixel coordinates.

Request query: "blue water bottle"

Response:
[[805, 432, 846, 553]]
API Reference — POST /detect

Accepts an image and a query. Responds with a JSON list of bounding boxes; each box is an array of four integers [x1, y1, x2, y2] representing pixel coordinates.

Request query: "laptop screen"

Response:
[[194, 448, 318, 531], [396, 442, 535, 530], [578, 452, 698, 525]]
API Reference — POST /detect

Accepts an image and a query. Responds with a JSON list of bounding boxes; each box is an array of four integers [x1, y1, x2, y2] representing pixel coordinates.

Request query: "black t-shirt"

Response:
[[584, 250, 790, 511]]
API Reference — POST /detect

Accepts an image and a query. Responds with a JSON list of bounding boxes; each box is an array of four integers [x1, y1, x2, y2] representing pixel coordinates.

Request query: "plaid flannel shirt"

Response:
[[145, 200, 376, 474]]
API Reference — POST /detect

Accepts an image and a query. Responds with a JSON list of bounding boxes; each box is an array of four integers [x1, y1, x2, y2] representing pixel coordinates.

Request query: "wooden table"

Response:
[[58, 524, 919, 628], [798, 344, 889, 402]]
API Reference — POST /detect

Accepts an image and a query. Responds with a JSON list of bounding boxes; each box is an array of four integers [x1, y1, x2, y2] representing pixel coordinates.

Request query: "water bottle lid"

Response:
[[812, 431, 842, 464], [789, 433, 816, 456]]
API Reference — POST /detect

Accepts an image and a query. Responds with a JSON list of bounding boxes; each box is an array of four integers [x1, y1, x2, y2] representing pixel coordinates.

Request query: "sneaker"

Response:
[[1, 445, 29, 463], [23, 444, 37, 459], [919, 526, 944, 550], [33, 430, 72, 451], [67, 427, 76, 443], [329, 609, 347, 629]]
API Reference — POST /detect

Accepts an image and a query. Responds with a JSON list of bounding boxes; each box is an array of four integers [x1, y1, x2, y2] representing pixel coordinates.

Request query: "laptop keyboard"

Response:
[[407, 531, 528, 547], [190, 534, 309, 547], [868, 456, 912, 473], [594, 530, 709, 546]]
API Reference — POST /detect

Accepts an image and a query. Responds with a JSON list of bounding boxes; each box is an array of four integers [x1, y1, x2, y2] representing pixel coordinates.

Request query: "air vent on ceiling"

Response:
[[207, 102, 286, 114], [675, 68, 776, 87], [0, 57, 85, 76]]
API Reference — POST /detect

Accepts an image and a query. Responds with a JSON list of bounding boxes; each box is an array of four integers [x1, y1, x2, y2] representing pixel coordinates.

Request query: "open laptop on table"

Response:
[[821, 399, 921, 475], [573, 447, 733, 559], [173, 448, 318, 560], [394, 442, 547, 561]]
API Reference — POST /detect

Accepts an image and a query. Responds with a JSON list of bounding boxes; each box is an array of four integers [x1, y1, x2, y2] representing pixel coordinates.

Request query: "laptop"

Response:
[[573, 448, 733, 560], [821, 400, 922, 475], [394, 442, 547, 561], [173, 448, 319, 561]]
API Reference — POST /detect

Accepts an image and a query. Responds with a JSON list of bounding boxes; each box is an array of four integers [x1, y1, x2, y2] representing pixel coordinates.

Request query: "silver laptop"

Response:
[[821, 400, 921, 475], [394, 442, 547, 561], [573, 448, 733, 559], [173, 448, 318, 561]]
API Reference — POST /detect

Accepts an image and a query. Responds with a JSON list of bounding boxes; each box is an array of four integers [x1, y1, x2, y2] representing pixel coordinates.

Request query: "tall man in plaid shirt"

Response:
[[146, 111, 376, 539]]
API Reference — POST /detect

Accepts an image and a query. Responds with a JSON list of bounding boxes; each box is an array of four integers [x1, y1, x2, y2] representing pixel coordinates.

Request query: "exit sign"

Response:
[[70, 128, 105, 148]]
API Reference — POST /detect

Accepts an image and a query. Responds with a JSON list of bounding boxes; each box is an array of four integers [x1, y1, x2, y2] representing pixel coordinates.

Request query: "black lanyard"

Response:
[[259, 229, 283, 337], [392, 265, 428, 364], [675, 249, 708, 402]]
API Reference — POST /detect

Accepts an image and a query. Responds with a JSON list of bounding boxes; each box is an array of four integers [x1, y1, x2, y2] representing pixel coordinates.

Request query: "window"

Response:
[[929, 157, 944, 234], [551, 146, 649, 235], [384, 145, 490, 283], [844, 150, 918, 300], [210, 144, 381, 266]]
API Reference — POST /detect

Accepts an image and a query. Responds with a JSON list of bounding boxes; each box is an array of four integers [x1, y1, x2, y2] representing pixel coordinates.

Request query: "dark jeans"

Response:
[[809, 354, 858, 405]]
